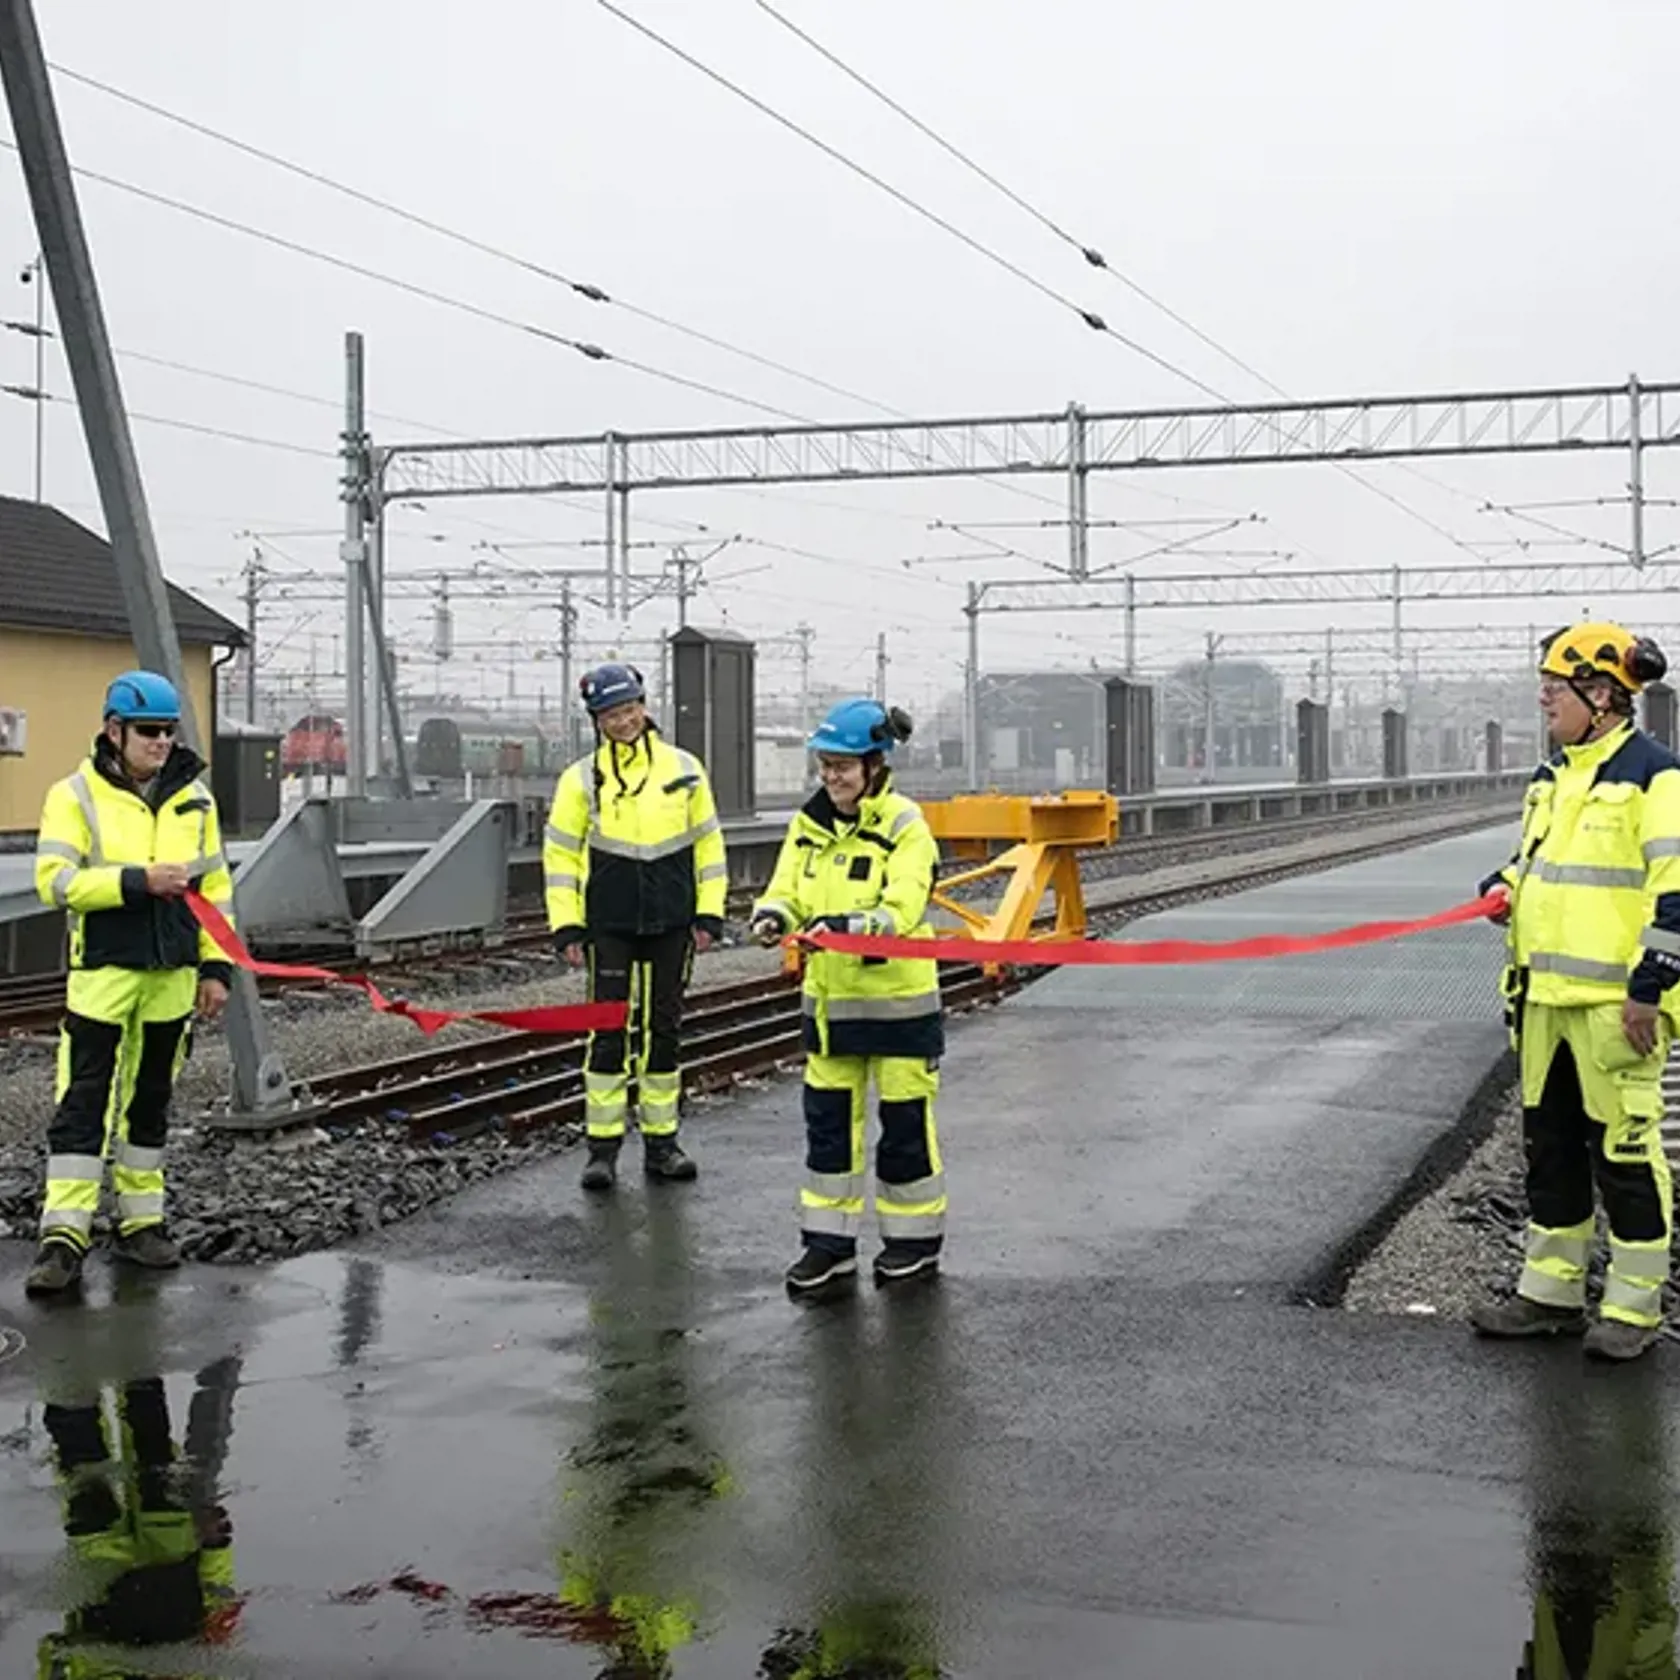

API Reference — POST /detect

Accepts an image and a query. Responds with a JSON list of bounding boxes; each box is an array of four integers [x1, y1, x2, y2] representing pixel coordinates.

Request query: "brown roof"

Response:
[[0, 495, 242, 646]]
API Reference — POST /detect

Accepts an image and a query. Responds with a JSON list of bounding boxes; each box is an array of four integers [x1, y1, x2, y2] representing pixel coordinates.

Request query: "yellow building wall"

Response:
[[0, 628, 219, 835]]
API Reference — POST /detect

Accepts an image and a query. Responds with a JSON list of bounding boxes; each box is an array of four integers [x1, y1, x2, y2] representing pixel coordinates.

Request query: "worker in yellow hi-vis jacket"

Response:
[[26, 671, 236, 1300], [543, 662, 727, 1191], [750, 698, 945, 1296], [1472, 623, 1680, 1362]]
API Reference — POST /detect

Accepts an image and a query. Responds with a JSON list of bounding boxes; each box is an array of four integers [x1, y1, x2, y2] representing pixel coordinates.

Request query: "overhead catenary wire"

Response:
[[43, 63, 1171, 529], [752, 0, 1277, 394], [596, 0, 1235, 404], [4, 384, 334, 458], [39, 59, 1287, 538], [0, 136, 812, 424], [49, 59, 900, 420], [744, 0, 1497, 563], [111, 345, 467, 439]]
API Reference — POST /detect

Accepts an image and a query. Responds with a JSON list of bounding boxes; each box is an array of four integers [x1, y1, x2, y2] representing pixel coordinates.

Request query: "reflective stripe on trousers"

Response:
[[800, 1052, 945, 1253], [1603, 1236, 1670, 1328], [584, 1070, 629, 1141], [1518, 1220, 1593, 1309], [41, 966, 195, 1246], [639, 1071, 681, 1137]]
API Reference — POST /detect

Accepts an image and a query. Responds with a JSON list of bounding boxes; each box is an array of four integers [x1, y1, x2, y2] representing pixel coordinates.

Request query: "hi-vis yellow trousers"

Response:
[[1516, 1001, 1672, 1328], [41, 966, 195, 1249]]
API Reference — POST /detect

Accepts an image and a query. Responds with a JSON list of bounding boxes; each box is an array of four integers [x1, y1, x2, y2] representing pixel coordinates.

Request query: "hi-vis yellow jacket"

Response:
[[544, 731, 727, 940], [1484, 722, 1680, 1018], [34, 737, 235, 978], [753, 778, 943, 1059]]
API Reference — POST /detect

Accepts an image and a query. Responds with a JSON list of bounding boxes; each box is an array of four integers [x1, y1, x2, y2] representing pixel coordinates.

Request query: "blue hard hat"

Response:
[[807, 697, 911, 757], [579, 662, 646, 715], [103, 670, 181, 722]]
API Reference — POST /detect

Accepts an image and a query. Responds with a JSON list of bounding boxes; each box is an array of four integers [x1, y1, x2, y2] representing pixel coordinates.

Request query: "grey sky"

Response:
[[2, 1, 1675, 716]]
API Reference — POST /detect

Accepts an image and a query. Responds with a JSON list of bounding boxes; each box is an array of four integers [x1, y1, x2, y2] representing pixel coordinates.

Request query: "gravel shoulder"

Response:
[[0, 936, 785, 1264], [1342, 1078, 1680, 1343], [1341, 1084, 1524, 1320]]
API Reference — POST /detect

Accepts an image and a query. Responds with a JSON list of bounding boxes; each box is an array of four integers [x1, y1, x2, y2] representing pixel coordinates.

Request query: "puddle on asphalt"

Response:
[[2, 1222, 1680, 1676]]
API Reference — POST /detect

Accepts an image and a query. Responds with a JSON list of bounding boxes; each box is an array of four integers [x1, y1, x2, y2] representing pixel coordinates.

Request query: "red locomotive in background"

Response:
[[280, 712, 347, 777]]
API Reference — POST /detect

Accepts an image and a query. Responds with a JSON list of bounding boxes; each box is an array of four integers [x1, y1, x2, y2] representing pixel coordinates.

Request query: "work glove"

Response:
[[804, 911, 890, 937], [750, 910, 788, 947], [1477, 870, 1513, 925]]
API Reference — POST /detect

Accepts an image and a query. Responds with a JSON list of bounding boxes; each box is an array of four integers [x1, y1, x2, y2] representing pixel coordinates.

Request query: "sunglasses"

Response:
[[129, 722, 178, 739]]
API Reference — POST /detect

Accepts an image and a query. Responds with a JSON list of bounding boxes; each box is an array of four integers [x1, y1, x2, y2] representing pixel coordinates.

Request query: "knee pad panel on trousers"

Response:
[[877, 1099, 934, 1184], [1522, 1102, 1598, 1233], [802, 1082, 857, 1174], [50, 1013, 123, 1155], [585, 1029, 628, 1075], [1595, 1147, 1670, 1245], [125, 1018, 190, 1148]]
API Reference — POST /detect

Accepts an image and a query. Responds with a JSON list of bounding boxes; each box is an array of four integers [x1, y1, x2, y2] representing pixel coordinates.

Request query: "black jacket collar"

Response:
[[91, 734, 204, 804]]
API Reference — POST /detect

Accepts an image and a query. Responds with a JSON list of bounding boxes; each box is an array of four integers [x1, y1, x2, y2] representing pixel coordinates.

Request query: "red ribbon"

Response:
[[187, 890, 626, 1037], [793, 892, 1507, 968]]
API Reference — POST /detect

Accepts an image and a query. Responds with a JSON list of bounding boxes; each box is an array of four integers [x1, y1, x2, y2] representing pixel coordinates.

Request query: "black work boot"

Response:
[[643, 1136, 698, 1182], [112, 1227, 180, 1270], [580, 1140, 621, 1192], [24, 1238, 85, 1298], [1584, 1317, 1659, 1362], [785, 1246, 857, 1295], [1470, 1294, 1585, 1339], [874, 1243, 940, 1286]]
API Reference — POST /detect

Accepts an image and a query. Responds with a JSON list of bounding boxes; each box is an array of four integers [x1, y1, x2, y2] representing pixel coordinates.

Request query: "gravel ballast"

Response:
[[0, 802, 1518, 1270], [1343, 1078, 1680, 1343], [0, 936, 785, 1265], [1341, 1084, 1525, 1320]]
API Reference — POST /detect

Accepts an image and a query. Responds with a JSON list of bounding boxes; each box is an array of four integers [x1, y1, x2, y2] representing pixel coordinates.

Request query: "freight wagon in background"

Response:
[[412, 716, 566, 780]]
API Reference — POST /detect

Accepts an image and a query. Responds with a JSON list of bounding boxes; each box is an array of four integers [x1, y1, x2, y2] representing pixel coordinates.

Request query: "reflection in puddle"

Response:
[[758, 1283, 956, 1679], [35, 1349, 243, 1675], [1519, 1362, 1678, 1679], [546, 1193, 730, 1674]]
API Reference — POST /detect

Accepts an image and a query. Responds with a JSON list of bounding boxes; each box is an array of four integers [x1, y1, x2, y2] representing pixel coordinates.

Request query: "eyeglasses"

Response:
[[130, 722, 178, 739]]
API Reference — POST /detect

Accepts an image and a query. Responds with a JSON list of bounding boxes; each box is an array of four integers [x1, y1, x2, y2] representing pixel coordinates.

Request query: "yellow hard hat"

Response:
[[1538, 621, 1667, 694]]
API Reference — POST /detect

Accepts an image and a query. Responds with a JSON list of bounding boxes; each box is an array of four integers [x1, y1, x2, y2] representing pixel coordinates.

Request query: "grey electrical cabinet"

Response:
[[1381, 709, 1409, 781], [1103, 677, 1156, 796], [1644, 682, 1677, 750], [670, 625, 756, 817], [212, 724, 283, 835], [1296, 700, 1329, 785]]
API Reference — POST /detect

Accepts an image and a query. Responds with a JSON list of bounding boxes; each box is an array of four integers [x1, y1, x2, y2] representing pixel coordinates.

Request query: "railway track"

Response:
[[299, 798, 1517, 1146], [0, 791, 1518, 1041], [303, 964, 1011, 1145]]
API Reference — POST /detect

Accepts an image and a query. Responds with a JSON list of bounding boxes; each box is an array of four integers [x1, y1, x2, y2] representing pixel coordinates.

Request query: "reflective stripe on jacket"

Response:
[[753, 778, 943, 1059], [1495, 724, 1680, 1015], [34, 738, 236, 974], [543, 732, 726, 937]]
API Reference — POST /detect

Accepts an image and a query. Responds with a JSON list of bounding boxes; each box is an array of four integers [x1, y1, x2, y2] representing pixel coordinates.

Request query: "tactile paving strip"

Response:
[[1019, 826, 1517, 1023]]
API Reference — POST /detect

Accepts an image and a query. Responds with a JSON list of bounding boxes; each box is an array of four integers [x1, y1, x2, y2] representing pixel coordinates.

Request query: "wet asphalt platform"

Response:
[[4, 824, 1679, 1677]]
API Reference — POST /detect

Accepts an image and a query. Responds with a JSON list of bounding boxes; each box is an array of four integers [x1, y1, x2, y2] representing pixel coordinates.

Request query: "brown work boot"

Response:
[[1584, 1318, 1659, 1362], [24, 1238, 85, 1298], [111, 1227, 181, 1270], [1470, 1294, 1586, 1339]]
